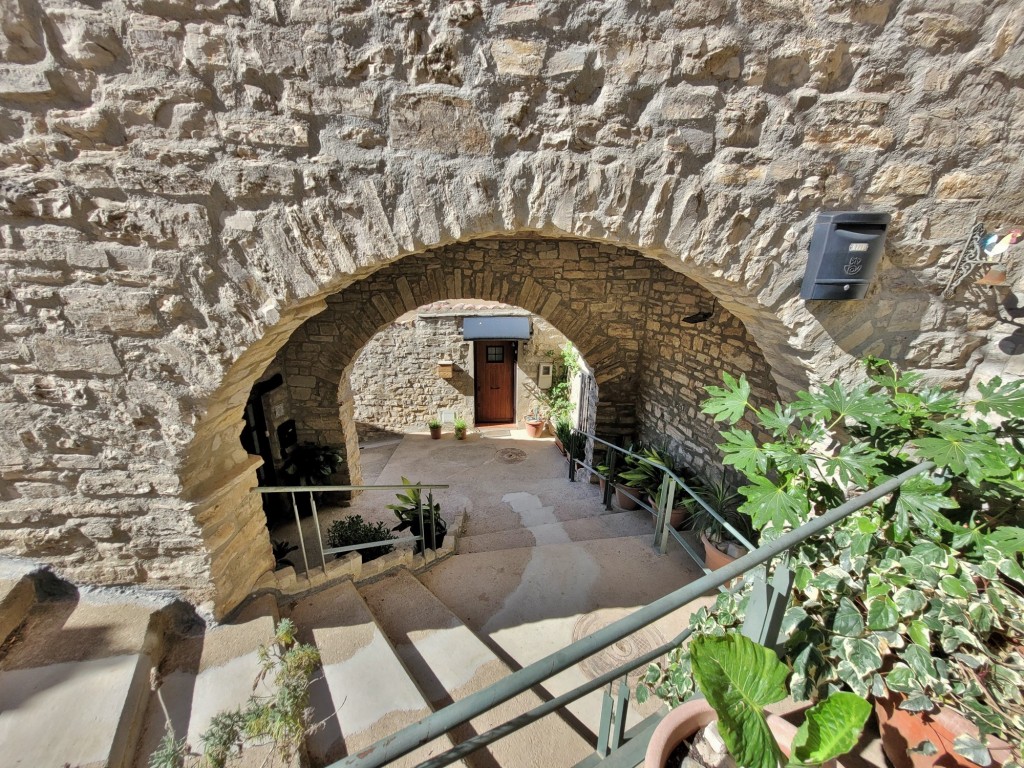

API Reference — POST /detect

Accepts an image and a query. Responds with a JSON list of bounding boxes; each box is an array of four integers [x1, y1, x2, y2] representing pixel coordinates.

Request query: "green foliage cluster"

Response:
[[540, 342, 581, 422], [326, 515, 396, 562], [428, 417, 441, 429], [281, 442, 344, 486], [682, 632, 871, 768], [640, 359, 1024, 767], [388, 477, 447, 553], [149, 619, 322, 768]]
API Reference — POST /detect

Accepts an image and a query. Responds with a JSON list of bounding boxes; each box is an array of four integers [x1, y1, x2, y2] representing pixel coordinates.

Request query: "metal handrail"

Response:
[[256, 483, 450, 575], [329, 461, 934, 768], [574, 430, 756, 551]]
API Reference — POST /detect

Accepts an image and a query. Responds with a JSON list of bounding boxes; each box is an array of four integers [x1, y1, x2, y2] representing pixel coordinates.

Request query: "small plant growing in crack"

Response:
[[148, 618, 321, 768]]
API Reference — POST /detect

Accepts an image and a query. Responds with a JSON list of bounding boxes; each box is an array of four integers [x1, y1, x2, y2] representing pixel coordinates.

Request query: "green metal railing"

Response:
[[569, 430, 755, 588], [326, 429, 934, 768], [257, 483, 449, 575]]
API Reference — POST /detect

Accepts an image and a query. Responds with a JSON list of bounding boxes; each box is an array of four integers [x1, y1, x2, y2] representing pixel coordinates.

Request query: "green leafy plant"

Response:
[[149, 619, 321, 768], [540, 342, 581, 423], [643, 359, 1024, 767], [618, 446, 674, 500], [428, 417, 441, 429], [388, 477, 447, 553], [453, 416, 467, 438], [687, 632, 871, 768], [326, 515, 395, 562], [281, 442, 344, 486]]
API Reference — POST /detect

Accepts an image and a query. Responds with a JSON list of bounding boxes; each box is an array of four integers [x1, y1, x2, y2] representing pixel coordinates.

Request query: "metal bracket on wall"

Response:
[[942, 222, 987, 298]]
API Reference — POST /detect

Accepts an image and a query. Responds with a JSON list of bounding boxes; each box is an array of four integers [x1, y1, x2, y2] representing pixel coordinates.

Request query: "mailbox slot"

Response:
[[801, 211, 890, 300]]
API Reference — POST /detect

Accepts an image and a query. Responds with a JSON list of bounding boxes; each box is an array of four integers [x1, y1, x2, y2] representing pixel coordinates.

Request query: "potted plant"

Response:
[[642, 632, 871, 768], [388, 477, 447, 553], [428, 417, 442, 439], [554, 417, 573, 457], [453, 416, 467, 440], [649, 360, 1024, 768], [280, 441, 346, 514], [681, 477, 748, 568], [325, 515, 396, 562], [525, 407, 546, 438], [617, 446, 673, 512]]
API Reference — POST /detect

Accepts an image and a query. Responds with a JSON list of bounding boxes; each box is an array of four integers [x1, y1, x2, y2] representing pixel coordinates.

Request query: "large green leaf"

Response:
[[755, 403, 797, 438], [793, 381, 889, 427], [738, 476, 810, 530], [719, 427, 768, 477], [703, 372, 752, 425], [690, 633, 787, 768], [975, 376, 1024, 419], [791, 692, 871, 766], [823, 443, 883, 487]]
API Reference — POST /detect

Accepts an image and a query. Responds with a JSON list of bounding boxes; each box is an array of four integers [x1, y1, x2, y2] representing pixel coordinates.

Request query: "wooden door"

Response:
[[474, 341, 516, 424]]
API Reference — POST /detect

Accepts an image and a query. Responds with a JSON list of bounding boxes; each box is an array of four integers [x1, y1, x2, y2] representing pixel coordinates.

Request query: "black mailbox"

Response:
[[800, 211, 890, 300]]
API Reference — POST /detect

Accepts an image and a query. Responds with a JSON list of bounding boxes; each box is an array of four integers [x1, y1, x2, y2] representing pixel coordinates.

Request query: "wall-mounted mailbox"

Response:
[[800, 211, 891, 300], [437, 360, 454, 379], [538, 363, 553, 389]]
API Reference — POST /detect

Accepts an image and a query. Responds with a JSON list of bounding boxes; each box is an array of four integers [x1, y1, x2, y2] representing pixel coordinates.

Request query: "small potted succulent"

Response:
[[453, 416, 468, 440], [388, 477, 447, 553], [428, 417, 442, 439]]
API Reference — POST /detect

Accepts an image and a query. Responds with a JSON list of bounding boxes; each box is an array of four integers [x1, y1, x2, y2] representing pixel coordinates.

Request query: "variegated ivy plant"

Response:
[[637, 358, 1024, 768]]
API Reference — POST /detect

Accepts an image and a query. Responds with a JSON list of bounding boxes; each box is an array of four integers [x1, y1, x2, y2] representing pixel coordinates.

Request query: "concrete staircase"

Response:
[[0, 439, 705, 768]]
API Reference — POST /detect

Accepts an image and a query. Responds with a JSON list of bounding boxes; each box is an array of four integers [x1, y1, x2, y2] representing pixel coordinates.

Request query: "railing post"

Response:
[[658, 474, 676, 555], [308, 490, 328, 574], [596, 681, 615, 757], [604, 450, 617, 511], [417, 492, 425, 559], [611, 677, 630, 750], [428, 489, 437, 561], [568, 430, 576, 482], [289, 491, 311, 576], [741, 556, 795, 651]]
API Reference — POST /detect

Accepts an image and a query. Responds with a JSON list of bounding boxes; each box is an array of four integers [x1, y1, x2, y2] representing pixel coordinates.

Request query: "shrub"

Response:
[[325, 515, 395, 562]]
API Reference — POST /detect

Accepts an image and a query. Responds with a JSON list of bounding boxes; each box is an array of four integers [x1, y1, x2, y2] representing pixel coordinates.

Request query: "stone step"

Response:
[[285, 580, 461, 767], [0, 571, 36, 646], [459, 485, 611, 539], [132, 594, 288, 768], [420, 535, 706, 740], [458, 509, 656, 554], [0, 593, 165, 768], [360, 568, 594, 768]]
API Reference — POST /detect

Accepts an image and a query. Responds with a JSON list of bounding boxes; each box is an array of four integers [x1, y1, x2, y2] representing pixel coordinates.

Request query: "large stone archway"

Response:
[[1, 0, 1021, 616]]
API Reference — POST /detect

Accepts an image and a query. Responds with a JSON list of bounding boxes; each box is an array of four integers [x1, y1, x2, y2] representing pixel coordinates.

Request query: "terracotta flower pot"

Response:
[[645, 699, 828, 768], [614, 483, 640, 510], [875, 692, 1014, 768], [525, 420, 545, 438], [701, 533, 747, 570], [429, 426, 441, 439]]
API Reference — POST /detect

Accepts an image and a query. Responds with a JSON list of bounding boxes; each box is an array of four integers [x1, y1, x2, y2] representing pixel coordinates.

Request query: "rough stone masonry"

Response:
[[0, 0, 1022, 616]]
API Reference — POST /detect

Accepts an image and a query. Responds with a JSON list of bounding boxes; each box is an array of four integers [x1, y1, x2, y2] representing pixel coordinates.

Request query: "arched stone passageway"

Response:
[[270, 238, 779, 492], [2, 0, 1021, 617]]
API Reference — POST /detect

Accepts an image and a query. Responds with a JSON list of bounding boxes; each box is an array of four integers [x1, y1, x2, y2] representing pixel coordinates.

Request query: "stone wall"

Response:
[[1, 0, 1022, 615], [349, 306, 577, 439]]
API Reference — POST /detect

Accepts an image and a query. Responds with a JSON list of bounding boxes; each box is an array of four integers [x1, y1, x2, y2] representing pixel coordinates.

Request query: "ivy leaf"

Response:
[[867, 598, 899, 630], [975, 376, 1024, 419], [703, 372, 751, 425], [954, 735, 993, 767], [719, 427, 768, 476], [738, 476, 810, 530], [833, 597, 866, 637]]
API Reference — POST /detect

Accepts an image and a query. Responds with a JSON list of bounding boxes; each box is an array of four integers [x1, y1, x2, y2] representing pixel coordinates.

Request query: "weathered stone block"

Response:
[[936, 170, 1007, 200], [867, 163, 933, 197], [125, 14, 182, 70], [283, 82, 377, 118], [546, 46, 590, 77], [390, 93, 490, 155], [32, 336, 122, 375], [183, 22, 230, 70], [491, 39, 546, 76], [0, 63, 54, 98], [217, 115, 308, 147], [47, 7, 121, 69], [62, 288, 160, 334], [661, 86, 722, 122]]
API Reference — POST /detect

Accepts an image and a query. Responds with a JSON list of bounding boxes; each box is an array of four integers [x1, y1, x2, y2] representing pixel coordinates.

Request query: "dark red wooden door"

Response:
[[474, 341, 515, 424]]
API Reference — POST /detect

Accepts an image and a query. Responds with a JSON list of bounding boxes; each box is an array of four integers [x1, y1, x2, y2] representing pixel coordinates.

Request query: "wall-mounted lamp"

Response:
[[942, 224, 1022, 296], [800, 211, 891, 300]]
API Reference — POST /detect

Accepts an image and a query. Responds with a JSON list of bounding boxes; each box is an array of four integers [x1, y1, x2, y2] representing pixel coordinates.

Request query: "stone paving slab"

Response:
[[458, 508, 656, 554]]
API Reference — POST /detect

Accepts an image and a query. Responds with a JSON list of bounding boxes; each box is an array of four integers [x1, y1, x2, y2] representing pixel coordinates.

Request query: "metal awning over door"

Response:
[[462, 316, 531, 340]]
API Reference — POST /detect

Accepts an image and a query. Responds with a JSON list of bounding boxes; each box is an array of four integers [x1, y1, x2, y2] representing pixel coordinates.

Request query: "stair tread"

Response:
[[458, 510, 655, 554], [285, 580, 460, 767], [132, 594, 281, 768], [360, 568, 594, 767], [0, 574, 35, 647], [0, 595, 160, 768]]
